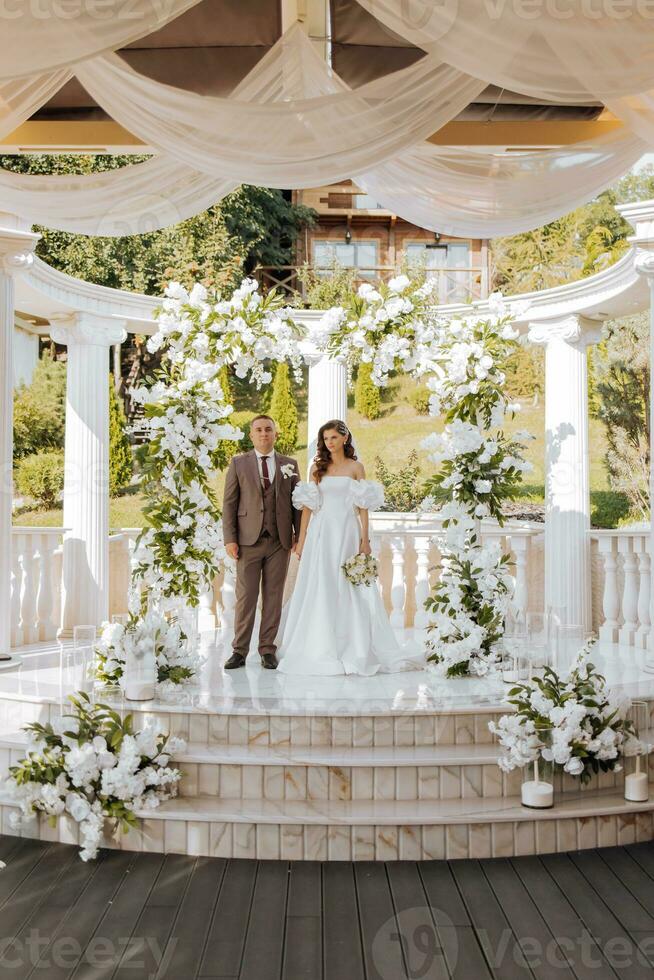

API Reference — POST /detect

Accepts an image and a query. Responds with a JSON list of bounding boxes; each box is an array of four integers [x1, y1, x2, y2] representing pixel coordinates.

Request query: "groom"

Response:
[[222, 415, 301, 669]]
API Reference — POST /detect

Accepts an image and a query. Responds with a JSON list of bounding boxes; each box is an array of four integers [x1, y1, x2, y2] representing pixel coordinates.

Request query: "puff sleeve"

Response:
[[350, 479, 384, 511], [292, 481, 321, 512]]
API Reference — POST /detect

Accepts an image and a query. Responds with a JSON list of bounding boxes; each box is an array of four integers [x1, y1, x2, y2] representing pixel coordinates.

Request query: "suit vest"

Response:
[[260, 478, 279, 540]]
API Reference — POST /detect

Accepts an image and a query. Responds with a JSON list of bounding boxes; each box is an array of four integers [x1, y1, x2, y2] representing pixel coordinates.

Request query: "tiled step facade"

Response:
[[1, 790, 653, 861], [1, 690, 652, 859]]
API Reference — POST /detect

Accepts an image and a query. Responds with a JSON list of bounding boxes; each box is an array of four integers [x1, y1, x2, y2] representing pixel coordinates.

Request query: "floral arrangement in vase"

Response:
[[6, 694, 184, 860], [94, 608, 202, 697], [489, 641, 642, 785]]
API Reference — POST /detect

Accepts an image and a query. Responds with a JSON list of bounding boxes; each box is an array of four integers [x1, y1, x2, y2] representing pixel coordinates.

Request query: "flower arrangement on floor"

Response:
[[342, 553, 379, 587], [94, 608, 202, 697], [131, 278, 304, 607], [489, 641, 641, 783], [6, 693, 184, 861]]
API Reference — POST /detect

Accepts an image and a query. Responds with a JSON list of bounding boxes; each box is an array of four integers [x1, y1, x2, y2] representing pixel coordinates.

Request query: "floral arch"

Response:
[[109, 275, 532, 684]]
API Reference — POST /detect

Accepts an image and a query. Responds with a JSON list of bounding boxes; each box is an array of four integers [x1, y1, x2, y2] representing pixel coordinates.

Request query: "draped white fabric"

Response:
[[0, 70, 72, 139], [357, 131, 646, 238], [0, 156, 236, 237], [0, 21, 649, 237], [74, 34, 485, 185], [353, 0, 654, 103], [0, 0, 203, 81]]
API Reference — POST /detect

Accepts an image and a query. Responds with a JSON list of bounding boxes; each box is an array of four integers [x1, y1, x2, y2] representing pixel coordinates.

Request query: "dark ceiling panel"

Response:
[[126, 0, 281, 49]]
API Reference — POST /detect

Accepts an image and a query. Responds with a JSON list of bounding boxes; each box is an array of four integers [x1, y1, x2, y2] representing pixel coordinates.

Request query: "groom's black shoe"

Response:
[[224, 652, 247, 670], [260, 652, 278, 670]]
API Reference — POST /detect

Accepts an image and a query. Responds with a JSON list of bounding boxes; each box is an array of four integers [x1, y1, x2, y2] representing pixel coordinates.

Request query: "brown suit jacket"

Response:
[[222, 450, 301, 550]]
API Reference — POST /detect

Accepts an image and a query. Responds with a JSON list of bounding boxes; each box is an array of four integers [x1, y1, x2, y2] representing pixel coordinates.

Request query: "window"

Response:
[[353, 193, 383, 210], [405, 241, 471, 302], [313, 240, 378, 278]]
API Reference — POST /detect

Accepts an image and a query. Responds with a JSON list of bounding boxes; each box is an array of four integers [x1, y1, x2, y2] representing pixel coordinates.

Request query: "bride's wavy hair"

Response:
[[313, 419, 357, 482]]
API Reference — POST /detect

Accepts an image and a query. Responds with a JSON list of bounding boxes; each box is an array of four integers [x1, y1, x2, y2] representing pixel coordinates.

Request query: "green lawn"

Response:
[[14, 374, 615, 529]]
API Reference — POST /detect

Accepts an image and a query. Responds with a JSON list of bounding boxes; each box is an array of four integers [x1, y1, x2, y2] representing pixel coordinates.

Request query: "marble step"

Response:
[[1, 735, 635, 801], [1, 788, 653, 861], [0, 695, 506, 748]]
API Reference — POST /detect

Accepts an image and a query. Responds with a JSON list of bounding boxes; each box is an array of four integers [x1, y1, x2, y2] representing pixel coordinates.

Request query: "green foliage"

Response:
[[109, 378, 133, 496], [504, 343, 544, 399], [230, 412, 256, 452], [592, 313, 650, 520], [269, 362, 298, 454], [15, 450, 64, 509], [354, 362, 381, 420], [590, 491, 632, 530], [297, 263, 358, 309], [13, 353, 66, 459], [374, 451, 424, 511], [407, 384, 431, 415], [214, 367, 242, 469], [0, 156, 315, 294], [492, 166, 654, 295]]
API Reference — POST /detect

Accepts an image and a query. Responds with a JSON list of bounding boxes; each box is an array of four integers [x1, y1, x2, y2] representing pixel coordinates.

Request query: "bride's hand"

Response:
[[359, 538, 372, 556], [295, 542, 304, 561]]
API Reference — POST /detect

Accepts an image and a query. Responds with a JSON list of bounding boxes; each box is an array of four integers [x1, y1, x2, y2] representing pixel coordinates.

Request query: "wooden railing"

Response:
[[254, 265, 488, 304]]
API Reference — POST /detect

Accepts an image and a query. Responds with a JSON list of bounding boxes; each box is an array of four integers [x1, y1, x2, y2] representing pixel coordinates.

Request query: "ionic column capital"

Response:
[[527, 313, 602, 349], [0, 220, 40, 277], [49, 311, 127, 348]]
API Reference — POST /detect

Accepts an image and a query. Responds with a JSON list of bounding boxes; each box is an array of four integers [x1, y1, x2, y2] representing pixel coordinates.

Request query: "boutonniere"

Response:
[[281, 464, 296, 479]]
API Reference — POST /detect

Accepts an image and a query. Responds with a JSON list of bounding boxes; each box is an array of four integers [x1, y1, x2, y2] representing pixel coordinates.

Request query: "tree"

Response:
[[0, 155, 315, 295], [354, 361, 381, 420], [492, 165, 654, 295], [13, 352, 66, 458], [109, 376, 133, 496], [269, 363, 298, 455], [592, 313, 650, 520]]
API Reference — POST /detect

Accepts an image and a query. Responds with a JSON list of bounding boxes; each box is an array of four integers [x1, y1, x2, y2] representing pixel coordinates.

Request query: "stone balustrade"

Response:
[[10, 528, 66, 646], [591, 529, 652, 650], [9, 517, 546, 646]]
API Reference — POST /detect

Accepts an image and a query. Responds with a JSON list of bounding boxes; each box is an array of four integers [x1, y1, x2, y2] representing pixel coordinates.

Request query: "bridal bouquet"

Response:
[[489, 641, 641, 783], [94, 608, 202, 696], [342, 553, 379, 587], [6, 693, 184, 860]]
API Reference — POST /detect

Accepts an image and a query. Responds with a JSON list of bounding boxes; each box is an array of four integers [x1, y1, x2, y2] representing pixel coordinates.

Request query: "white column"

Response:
[[50, 313, 127, 633], [529, 316, 599, 631], [0, 216, 39, 660], [306, 352, 348, 464], [634, 252, 654, 663]]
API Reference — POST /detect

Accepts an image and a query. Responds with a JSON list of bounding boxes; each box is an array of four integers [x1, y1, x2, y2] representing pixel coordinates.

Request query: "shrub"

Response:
[[269, 362, 298, 454], [408, 384, 431, 415], [374, 451, 424, 512], [13, 353, 67, 458], [354, 362, 381, 420], [297, 262, 358, 309], [15, 451, 64, 509], [214, 367, 243, 468], [590, 490, 632, 529], [109, 378, 133, 496], [230, 412, 255, 452]]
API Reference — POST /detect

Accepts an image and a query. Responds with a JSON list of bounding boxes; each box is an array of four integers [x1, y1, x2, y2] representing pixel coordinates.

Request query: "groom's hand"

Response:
[[226, 542, 239, 560]]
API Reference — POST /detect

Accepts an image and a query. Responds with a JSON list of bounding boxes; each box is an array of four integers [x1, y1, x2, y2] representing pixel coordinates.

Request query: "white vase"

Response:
[[123, 648, 156, 701]]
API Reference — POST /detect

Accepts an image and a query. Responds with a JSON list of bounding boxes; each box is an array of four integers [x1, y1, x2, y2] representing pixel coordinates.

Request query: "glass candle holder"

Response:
[[553, 624, 586, 677], [526, 610, 550, 675], [111, 613, 130, 626], [521, 729, 554, 808], [625, 700, 650, 802], [73, 625, 96, 648]]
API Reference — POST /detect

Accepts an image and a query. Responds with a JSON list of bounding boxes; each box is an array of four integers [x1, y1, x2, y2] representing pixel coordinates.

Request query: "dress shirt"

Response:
[[254, 448, 277, 486]]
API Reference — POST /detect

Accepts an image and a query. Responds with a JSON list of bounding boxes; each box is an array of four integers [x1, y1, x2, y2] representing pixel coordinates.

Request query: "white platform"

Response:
[[0, 632, 652, 860]]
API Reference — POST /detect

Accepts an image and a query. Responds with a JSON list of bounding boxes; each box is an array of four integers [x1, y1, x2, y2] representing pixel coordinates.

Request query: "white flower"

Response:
[[387, 274, 410, 293], [281, 463, 296, 479]]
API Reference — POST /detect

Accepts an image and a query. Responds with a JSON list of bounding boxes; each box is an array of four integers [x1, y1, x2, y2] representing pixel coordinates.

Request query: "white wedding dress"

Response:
[[275, 476, 424, 676]]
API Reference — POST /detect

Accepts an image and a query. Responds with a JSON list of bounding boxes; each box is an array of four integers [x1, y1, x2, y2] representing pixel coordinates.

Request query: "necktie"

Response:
[[261, 455, 271, 490]]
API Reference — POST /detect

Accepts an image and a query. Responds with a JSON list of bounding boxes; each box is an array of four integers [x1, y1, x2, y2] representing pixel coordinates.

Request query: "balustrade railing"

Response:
[[591, 529, 652, 650], [10, 528, 66, 646], [9, 517, 544, 647]]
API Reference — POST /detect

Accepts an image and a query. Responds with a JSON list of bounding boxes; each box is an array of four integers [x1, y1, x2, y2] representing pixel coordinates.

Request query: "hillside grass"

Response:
[[15, 373, 616, 529]]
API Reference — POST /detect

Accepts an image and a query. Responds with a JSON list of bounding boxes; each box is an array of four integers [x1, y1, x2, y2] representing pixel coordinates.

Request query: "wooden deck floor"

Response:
[[0, 835, 653, 979]]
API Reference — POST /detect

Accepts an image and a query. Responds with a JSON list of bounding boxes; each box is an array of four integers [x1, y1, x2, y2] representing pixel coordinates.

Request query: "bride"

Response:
[[276, 419, 423, 676]]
